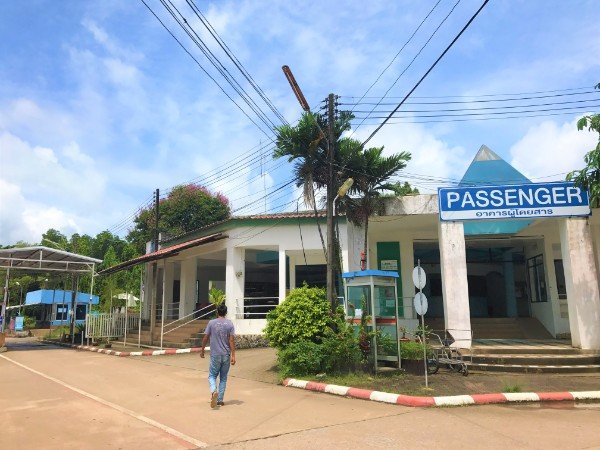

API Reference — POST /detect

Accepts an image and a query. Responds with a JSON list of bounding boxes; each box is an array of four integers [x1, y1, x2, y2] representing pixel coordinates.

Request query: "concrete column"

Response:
[[559, 218, 600, 349], [288, 255, 297, 290], [163, 261, 175, 319], [179, 258, 197, 318], [400, 237, 415, 319], [347, 221, 365, 272], [279, 247, 287, 303], [438, 221, 471, 348], [503, 252, 517, 318], [225, 245, 244, 320], [149, 263, 158, 343]]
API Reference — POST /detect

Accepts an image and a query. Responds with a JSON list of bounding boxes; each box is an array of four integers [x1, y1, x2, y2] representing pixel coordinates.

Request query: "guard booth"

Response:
[[342, 270, 401, 371]]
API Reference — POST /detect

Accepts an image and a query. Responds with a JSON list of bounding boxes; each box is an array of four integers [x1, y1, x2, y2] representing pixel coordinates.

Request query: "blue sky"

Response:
[[0, 0, 598, 244]]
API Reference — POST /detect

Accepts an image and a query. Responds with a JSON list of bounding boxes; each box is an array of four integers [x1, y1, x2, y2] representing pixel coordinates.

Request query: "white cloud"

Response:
[[509, 117, 597, 181], [353, 122, 469, 192]]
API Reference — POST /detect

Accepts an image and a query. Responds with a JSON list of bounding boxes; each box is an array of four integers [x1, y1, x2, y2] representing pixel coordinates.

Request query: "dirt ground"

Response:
[[29, 338, 600, 396], [223, 346, 600, 396]]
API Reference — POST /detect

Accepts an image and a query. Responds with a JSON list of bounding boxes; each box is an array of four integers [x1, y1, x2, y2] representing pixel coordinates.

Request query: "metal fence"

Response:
[[86, 313, 139, 339]]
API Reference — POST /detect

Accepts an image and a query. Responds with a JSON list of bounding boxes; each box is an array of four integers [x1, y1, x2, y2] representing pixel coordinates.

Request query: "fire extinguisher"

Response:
[[360, 251, 366, 271]]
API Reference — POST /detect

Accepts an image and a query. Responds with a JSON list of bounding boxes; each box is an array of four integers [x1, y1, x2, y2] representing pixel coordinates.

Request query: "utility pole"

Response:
[[326, 93, 337, 311], [153, 188, 160, 252]]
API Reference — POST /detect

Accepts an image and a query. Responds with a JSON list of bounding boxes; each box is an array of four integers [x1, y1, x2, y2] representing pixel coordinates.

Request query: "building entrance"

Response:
[[414, 239, 530, 320]]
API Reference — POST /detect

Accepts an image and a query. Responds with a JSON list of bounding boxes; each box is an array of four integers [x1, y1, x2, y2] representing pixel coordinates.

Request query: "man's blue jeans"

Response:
[[208, 354, 231, 402]]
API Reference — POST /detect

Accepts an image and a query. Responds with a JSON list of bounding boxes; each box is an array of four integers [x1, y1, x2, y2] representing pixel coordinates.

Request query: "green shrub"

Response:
[[277, 340, 323, 378], [264, 285, 331, 349], [23, 316, 37, 330], [320, 323, 361, 374], [400, 340, 432, 360]]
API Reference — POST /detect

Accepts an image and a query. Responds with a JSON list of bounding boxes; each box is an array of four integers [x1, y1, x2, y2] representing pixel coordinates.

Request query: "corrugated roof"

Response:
[[98, 232, 226, 276]]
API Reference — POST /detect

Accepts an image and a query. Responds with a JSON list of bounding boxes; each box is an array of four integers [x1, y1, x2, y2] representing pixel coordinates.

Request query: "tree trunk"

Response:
[[363, 215, 369, 270]]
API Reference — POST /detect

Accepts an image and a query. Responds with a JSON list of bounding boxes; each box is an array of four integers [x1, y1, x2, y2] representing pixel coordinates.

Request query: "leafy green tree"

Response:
[[41, 228, 68, 250], [567, 83, 600, 208], [127, 184, 231, 254], [387, 181, 419, 197]]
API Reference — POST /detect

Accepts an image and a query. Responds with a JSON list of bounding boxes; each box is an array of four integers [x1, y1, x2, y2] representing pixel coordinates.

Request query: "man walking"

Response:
[[201, 303, 236, 408]]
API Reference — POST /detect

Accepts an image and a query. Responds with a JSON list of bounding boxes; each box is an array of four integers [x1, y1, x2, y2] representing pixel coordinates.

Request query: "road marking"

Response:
[[0, 354, 208, 448]]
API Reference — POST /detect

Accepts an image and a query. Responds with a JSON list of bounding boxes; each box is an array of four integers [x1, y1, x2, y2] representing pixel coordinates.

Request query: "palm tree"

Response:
[[274, 111, 353, 256], [342, 146, 412, 263]]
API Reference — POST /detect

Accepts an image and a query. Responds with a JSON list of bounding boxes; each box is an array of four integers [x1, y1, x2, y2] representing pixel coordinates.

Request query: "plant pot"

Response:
[[402, 358, 426, 375]]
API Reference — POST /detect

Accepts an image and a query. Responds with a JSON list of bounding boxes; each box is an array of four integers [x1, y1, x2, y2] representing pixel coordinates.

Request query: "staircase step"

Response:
[[468, 354, 600, 365], [468, 363, 600, 374]]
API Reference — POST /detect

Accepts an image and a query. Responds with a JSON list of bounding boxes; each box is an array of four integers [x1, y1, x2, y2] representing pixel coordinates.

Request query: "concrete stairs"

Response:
[[126, 320, 210, 348], [463, 345, 600, 373], [425, 317, 553, 340]]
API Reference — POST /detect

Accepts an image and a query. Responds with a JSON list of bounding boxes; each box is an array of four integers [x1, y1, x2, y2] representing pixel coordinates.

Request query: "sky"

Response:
[[0, 0, 598, 245]]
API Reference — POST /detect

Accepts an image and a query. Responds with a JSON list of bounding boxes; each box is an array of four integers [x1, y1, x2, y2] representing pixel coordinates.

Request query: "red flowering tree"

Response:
[[127, 184, 230, 253]]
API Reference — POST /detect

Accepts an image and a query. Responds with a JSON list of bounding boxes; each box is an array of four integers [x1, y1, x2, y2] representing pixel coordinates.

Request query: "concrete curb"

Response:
[[47, 341, 205, 357], [282, 378, 600, 407]]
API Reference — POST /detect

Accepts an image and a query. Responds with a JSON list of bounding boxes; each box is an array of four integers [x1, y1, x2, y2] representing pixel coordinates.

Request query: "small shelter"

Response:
[[0, 246, 101, 342]]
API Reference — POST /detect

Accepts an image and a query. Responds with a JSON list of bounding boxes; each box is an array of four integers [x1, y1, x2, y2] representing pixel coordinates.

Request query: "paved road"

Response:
[[1, 340, 599, 449]]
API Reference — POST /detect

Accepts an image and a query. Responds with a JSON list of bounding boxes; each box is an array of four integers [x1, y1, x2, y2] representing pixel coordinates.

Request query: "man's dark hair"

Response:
[[217, 303, 227, 317]]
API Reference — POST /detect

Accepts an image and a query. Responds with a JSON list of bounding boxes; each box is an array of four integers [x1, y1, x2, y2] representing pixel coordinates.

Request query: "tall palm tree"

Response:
[[274, 111, 353, 256], [342, 146, 412, 263]]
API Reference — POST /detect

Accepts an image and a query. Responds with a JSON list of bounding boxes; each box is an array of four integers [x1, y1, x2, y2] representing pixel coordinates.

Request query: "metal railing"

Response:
[[236, 297, 279, 319], [163, 303, 216, 336], [86, 313, 139, 339], [156, 303, 180, 320]]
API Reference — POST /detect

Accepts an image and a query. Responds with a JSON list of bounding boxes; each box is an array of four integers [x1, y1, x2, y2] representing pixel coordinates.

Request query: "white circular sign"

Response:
[[412, 266, 427, 289], [413, 292, 428, 316]]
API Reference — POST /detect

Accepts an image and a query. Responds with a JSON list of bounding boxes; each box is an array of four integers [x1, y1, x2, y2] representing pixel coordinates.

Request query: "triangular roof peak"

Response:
[[472, 144, 502, 162]]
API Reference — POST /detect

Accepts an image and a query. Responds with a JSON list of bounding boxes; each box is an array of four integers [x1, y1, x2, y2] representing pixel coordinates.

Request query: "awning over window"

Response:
[[97, 232, 227, 276]]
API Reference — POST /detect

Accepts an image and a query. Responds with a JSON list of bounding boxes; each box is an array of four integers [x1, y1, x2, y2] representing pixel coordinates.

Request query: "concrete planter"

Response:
[[402, 359, 426, 375]]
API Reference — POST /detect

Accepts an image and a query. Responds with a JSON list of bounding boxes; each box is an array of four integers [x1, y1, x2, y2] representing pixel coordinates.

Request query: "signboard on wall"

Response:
[[438, 182, 590, 221], [380, 259, 398, 271]]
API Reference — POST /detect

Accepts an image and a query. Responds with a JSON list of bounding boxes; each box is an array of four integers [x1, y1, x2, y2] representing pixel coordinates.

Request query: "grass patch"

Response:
[[309, 371, 435, 396], [502, 383, 522, 393]]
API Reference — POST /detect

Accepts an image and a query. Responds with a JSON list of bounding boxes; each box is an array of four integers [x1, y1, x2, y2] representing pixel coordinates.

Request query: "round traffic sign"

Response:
[[413, 292, 428, 316], [412, 266, 427, 289]]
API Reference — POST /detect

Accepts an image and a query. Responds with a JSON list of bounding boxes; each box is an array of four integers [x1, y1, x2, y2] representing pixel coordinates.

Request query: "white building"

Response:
[[111, 147, 600, 349]]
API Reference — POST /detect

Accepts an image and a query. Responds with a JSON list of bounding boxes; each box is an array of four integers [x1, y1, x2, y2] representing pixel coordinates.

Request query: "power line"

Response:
[[339, 86, 594, 99], [185, 0, 288, 125], [341, 89, 598, 105], [362, 0, 491, 146], [351, 109, 595, 124], [159, 0, 277, 132], [349, 0, 443, 114], [139, 0, 273, 138], [354, 103, 600, 119], [353, 0, 462, 135]]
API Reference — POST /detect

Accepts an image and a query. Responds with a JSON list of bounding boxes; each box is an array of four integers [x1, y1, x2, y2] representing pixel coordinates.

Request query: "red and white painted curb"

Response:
[[283, 378, 600, 407], [49, 341, 204, 357]]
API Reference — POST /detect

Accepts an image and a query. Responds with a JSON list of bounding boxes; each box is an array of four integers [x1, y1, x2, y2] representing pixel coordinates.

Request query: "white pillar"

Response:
[[559, 218, 600, 349], [225, 245, 244, 320], [279, 247, 287, 303], [163, 261, 175, 319], [438, 221, 471, 348], [347, 221, 365, 272], [289, 255, 297, 290], [179, 258, 197, 318], [400, 237, 414, 319]]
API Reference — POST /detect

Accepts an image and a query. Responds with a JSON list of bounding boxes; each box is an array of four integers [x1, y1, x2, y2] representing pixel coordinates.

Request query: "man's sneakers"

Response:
[[217, 401, 225, 407], [210, 391, 218, 409]]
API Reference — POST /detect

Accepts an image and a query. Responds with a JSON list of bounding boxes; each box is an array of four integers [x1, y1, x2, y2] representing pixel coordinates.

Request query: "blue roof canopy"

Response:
[[25, 289, 99, 305]]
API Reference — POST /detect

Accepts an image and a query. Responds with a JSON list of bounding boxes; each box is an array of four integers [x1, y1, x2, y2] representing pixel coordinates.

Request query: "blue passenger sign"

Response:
[[438, 182, 590, 221]]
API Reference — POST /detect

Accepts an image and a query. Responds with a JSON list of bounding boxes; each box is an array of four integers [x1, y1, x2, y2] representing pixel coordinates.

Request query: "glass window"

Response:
[[554, 260, 567, 300], [527, 254, 548, 303], [56, 304, 68, 321]]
